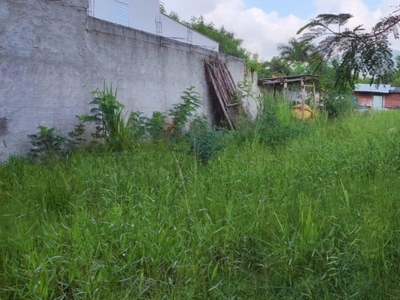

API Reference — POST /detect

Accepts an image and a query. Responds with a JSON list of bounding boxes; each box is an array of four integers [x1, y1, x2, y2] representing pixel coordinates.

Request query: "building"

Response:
[[354, 84, 400, 110], [87, 0, 219, 51]]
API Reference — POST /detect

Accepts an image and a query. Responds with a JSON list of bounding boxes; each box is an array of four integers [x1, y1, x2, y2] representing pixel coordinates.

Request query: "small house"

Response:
[[354, 84, 400, 110]]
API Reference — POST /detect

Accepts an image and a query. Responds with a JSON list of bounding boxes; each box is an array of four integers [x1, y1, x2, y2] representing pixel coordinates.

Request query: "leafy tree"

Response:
[[316, 62, 340, 92], [277, 37, 316, 66], [391, 55, 400, 86], [297, 12, 400, 90], [189, 16, 248, 59]]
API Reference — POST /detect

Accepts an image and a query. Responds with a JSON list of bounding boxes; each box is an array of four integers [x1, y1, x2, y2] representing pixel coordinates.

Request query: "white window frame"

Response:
[[115, 0, 130, 27]]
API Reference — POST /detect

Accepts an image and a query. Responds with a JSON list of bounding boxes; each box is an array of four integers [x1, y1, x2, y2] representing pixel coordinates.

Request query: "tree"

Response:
[[277, 37, 316, 66], [261, 57, 291, 78], [391, 55, 400, 86], [189, 17, 248, 59], [297, 11, 400, 90]]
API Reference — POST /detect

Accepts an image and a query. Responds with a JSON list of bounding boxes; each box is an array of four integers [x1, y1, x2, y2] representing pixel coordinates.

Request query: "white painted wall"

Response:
[[89, 0, 158, 33], [88, 0, 218, 51], [160, 15, 219, 52]]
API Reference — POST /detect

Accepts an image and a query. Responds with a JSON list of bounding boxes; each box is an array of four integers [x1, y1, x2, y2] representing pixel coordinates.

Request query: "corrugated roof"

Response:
[[258, 74, 319, 86], [354, 83, 391, 94]]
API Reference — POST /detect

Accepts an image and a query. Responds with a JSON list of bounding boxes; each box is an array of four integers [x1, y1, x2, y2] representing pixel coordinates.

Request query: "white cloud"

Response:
[[161, 0, 217, 21], [162, 0, 306, 60], [204, 4, 306, 60], [162, 0, 400, 61], [313, 0, 382, 29], [313, 0, 400, 52]]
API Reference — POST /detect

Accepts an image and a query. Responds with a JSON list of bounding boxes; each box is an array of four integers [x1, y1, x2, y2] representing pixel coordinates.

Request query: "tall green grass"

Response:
[[2, 107, 400, 298]]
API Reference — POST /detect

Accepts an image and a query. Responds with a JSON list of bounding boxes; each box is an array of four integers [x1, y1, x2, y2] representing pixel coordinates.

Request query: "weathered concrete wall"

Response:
[[0, 0, 252, 160]]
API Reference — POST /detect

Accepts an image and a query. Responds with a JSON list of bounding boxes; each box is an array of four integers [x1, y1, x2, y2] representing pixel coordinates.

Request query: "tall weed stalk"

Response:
[[79, 84, 129, 151]]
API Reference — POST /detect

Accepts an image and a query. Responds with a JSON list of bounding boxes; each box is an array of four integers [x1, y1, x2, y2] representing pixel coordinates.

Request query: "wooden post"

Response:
[[301, 78, 305, 120], [313, 84, 316, 108]]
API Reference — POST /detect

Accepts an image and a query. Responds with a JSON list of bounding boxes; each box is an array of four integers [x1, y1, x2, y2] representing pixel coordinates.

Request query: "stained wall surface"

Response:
[[0, 0, 257, 160]]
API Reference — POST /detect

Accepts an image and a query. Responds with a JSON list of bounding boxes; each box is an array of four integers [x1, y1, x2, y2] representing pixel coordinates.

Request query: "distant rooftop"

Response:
[[354, 83, 392, 94], [258, 74, 319, 86]]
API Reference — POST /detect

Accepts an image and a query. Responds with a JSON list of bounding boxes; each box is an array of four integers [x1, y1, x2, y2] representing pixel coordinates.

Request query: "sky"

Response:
[[161, 0, 400, 60]]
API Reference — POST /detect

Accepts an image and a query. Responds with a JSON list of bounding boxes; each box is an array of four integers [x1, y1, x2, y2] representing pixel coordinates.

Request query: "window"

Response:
[[115, 1, 129, 27]]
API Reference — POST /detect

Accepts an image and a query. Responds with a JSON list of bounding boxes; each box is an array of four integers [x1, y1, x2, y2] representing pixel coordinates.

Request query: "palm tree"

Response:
[[277, 37, 316, 66]]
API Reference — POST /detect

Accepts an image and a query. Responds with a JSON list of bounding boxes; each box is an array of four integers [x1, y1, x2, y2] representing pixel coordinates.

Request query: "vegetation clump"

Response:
[[3, 102, 400, 298]]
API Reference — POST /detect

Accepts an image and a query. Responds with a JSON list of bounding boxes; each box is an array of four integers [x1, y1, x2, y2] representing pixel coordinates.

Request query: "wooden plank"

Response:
[[205, 63, 235, 129], [204, 59, 244, 129]]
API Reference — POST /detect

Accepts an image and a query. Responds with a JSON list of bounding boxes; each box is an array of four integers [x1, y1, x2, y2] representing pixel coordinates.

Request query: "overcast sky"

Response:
[[162, 0, 400, 60]]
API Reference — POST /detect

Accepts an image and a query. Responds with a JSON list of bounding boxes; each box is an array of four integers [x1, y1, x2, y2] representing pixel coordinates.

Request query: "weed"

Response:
[[320, 91, 356, 119], [8, 90, 400, 299], [127, 110, 167, 142], [168, 86, 202, 135], [186, 115, 225, 163], [147, 111, 166, 140], [28, 126, 72, 159], [233, 93, 311, 148], [79, 84, 129, 151], [127, 111, 149, 141]]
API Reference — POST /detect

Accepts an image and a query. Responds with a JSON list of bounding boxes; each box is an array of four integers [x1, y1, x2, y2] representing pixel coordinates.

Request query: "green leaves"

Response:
[[80, 84, 129, 152], [277, 37, 316, 66], [28, 126, 71, 159], [190, 17, 248, 59], [298, 11, 399, 90], [168, 86, 202, 134]]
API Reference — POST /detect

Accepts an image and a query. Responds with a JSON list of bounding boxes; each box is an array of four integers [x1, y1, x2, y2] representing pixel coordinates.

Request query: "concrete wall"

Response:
[[0, 0, 252, 160]]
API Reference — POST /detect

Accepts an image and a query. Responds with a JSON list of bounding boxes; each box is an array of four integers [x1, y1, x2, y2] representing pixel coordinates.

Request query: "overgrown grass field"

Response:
[[2, 103, 400, 298]]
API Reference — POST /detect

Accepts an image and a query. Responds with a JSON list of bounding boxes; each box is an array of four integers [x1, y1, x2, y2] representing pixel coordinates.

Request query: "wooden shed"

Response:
[[258, 74, 319, 104]]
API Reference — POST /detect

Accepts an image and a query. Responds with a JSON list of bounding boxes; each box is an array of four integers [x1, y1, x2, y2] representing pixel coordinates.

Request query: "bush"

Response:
[[127, 111, 150, 142], [186, 116, 225, 163], [168, 86, 202, 135], [320, 91, 355, 119], [79, 84, 129, 151], [28, 126, 72, 159], [127, 111, 167, 142], [233, 94, 312, 148]]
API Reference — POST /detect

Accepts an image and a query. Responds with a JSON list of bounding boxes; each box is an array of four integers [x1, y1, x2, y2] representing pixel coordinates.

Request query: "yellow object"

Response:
[[293, 104, 314, 119]]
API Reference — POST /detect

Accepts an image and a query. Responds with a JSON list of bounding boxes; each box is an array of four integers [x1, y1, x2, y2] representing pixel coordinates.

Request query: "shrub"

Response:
[[127, 111, 149, 142], [186, 116, 225, 163], [168, 86, 202, 135], [147, 111, 166, 140], [320, 91, 355, 119], [28, 126, 71, 159], [79, 84, 129, 151], [233, 94, 312, 148]]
